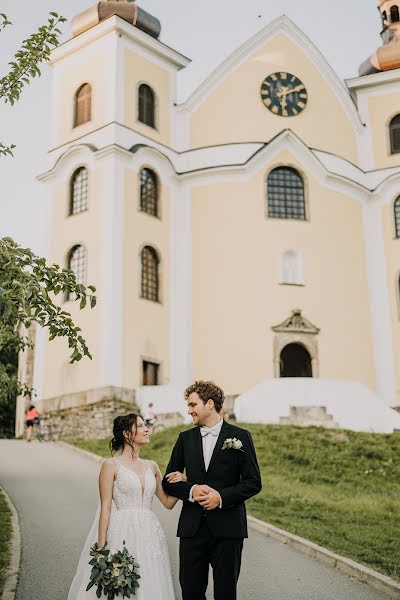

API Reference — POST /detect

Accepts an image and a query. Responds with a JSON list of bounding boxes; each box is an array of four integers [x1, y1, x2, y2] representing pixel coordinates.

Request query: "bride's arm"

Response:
[[152, 462, 185, 510], [98, 459, 116, 547]]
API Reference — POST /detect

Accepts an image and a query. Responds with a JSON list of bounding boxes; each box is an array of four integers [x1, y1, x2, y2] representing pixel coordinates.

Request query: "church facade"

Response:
[[21, 1, 400, 428]]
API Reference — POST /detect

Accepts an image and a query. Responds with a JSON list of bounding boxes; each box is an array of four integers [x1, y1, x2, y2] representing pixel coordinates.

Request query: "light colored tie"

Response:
[[200, 428, 219, 437]]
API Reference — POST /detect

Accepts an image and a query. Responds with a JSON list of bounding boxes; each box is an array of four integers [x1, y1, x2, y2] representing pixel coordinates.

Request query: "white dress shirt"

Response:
[[200, 417, 224, 470], [189, 418, 223, 507]]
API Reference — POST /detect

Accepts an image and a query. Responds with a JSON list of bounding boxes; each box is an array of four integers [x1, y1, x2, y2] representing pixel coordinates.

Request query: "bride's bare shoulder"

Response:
[[100, 457, 118, 471], [147, 459, 161, 476]]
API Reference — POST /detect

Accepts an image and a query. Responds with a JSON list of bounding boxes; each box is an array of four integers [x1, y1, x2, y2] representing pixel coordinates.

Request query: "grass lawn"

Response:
[[68, 423, 400, 581], [0, 489, 12, 596]]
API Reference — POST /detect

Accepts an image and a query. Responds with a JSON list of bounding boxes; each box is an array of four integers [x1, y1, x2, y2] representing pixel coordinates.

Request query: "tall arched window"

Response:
[[69, 168, 88, 215], [141, 246, 159, 302], [138, 84, 155, 128], [74, 83, 92, 127], [140, 169, 158, 217], [394, 197, 400, 238], [279, 249, 305, 285], [390, 114, 400, 154], [67, 245, 87, 301], [390, 5, 399, 22], [267, 167, 306, 220]]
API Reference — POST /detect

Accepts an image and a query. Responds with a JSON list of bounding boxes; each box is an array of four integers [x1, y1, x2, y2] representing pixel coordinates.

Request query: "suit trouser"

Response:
[[179, 518, 244, 600]]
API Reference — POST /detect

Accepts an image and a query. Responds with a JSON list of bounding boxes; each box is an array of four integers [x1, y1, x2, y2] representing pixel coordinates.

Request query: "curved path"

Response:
[[0, 439, 390, 600]]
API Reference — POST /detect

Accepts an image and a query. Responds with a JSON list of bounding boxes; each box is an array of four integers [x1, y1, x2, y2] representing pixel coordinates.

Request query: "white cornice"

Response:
[[346, 68, 400, 92], [37, 144, 98, 181], [37, 129, 400, 199], [50, 15, 190, 70], [177, 15, 363, 132]]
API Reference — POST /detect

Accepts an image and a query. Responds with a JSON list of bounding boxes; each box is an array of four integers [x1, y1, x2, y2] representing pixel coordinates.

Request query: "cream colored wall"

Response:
[[368, 93, 400, 169], [41, 172, 104, 399], [53, 46, 110, 148], [124, 49, 172, 147], [121, 167, 170, 388], [191, 151, 375, 395], [381, 202, 400, 404], [189, 34, 358, 163]]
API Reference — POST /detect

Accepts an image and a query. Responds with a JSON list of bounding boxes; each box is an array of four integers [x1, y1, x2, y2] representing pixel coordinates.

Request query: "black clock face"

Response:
[[260, 72, 308, 117]]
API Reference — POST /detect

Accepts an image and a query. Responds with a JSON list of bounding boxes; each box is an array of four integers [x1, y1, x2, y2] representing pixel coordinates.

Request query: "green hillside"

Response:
[[69, 423, 400, 580]]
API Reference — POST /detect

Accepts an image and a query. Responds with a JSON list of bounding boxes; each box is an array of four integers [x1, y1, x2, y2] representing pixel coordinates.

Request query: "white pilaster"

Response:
[[169, 181, 192, 388], [98, 153, 125, 386], [363, 202, 397, 406]]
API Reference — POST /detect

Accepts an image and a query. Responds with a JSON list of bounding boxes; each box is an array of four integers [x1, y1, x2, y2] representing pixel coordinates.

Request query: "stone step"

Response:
[[280, 406, 339, 428]]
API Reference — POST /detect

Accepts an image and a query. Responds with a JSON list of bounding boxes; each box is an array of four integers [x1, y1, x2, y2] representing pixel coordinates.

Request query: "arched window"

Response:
[[394, 197, 400, 238], [138, 84, 155, 128], [390, 114, 400, 154], [267, 167, 306, 220], [74, 83, 92, 127], [69, 168, 88, 215], [382, 10, 388, 23], [141, 246, 159, 302], [140, 169, 158, 217], [67, 245, 87, 301], [279, 250, 305, 285], [390, 5, 399, 22]]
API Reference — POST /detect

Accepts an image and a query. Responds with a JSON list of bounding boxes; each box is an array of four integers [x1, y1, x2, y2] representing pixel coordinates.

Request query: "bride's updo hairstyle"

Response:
[[109, 413, 141, 453]]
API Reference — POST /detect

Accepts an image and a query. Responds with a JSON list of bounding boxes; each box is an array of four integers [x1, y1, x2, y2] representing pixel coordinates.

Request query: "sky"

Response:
[[0, 0, 380, 254]]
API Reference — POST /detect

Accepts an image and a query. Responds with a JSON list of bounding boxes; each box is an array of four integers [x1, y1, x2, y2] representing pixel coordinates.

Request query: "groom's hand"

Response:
[[197, 487, 222, 510], [192, 485, 211, 502]]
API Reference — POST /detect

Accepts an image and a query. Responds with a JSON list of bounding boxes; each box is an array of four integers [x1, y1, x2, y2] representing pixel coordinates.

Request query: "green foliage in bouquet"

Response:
[[87, 542, 140, 599]]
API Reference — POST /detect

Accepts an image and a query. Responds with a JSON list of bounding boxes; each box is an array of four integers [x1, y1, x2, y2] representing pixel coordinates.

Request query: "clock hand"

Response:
[[277, 85, 289, 111], [277, 84, 305, 98], [280, 95, 288, 111], [276, 85, 289, 98]]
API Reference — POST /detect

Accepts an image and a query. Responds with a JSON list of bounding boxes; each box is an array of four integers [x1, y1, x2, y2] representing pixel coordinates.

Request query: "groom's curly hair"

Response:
[[184, 380, 225, 413]]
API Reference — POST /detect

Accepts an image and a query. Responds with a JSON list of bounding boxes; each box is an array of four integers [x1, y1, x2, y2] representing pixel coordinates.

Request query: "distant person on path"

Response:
[[25, 404, 40, 442], [143, 402, 157, 428], [67, 413, 185, 599], [163, 380, 262, 600]]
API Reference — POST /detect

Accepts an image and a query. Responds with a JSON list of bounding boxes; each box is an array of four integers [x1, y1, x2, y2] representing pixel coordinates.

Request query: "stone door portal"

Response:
[[272, 309, 320, 378]]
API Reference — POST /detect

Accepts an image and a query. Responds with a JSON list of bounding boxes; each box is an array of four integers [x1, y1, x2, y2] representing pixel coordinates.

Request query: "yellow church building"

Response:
[[19, 0, 400, 433]]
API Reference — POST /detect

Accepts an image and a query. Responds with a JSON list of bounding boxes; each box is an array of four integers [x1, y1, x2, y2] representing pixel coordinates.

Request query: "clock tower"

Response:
[[359, 0, 400, 74]]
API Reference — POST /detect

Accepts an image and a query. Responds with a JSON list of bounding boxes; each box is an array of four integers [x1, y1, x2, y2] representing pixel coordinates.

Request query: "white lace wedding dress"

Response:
[[68, 458, 176, 599]]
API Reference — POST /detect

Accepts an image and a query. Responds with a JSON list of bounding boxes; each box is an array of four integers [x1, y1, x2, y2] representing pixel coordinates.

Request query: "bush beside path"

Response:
[[69, 423, 400, 581], [0, 488, 12, 596]]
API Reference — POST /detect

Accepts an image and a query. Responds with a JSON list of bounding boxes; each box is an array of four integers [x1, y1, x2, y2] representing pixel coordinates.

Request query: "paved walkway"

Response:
[[0, 439, 390, 600]]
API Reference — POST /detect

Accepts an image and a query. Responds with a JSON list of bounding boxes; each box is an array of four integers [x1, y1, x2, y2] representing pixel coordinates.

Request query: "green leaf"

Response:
[[86, 580, 95, 591]]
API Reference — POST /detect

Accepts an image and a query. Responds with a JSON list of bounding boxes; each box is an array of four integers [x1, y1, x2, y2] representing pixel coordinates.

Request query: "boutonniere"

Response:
[[222, 438, 244, 451]]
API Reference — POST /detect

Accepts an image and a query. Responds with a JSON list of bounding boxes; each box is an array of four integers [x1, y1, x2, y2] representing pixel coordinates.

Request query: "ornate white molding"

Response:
[[272, 309, 320, 335], [38, 130, 400, 207]]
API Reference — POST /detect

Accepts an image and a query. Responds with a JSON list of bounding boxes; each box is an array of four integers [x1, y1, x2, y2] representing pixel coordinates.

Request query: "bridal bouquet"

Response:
[[86, 542, 140, 598]]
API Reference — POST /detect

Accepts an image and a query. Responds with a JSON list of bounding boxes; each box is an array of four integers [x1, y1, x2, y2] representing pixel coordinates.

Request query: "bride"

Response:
[[68, 412, 185, 599]]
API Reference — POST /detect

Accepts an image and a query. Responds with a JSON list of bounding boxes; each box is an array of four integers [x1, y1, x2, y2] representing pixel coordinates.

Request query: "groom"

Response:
[[163, 380, 262, 600]]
